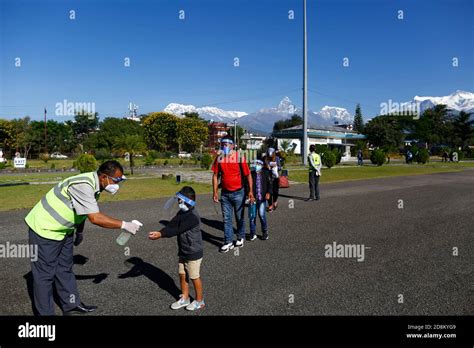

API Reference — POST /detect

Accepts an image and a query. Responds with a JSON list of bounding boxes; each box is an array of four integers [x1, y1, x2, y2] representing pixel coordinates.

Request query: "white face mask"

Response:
[[178, 202, 189, 212], [104, 176, 120, 195], [105, 183, 120, 195]]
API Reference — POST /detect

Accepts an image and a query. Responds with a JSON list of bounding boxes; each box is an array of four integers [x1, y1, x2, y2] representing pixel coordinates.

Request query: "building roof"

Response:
[[272, 124, 366, 140]]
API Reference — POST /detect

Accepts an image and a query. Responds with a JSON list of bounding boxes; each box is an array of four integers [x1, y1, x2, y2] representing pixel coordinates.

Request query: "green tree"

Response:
[[364, 115, 412, 149], [113, 135, 147, 175], [273, 114, 303, 132], [353, 104, 364, 133], [30, 120, 75, 155], [452, 111, 474, 149], [143, 112, 178, 151], [413, 105, 450, 148], [10, 117, 41, 159], [176, 118, 209, 153], [86, 117, 143, 153], [182, 112, 201, 119], [0, 119, 15, 156], [70, 111, 100, 143]]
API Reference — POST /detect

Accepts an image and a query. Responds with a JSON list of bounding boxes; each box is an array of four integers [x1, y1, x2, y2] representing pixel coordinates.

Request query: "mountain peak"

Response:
[[277, 96, 297, 113]]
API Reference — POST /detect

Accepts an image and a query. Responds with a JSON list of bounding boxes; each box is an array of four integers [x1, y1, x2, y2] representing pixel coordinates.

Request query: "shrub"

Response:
[[155, 160, 161, 166], [416, 148, 430, 164], [39, 153, 50, 164], [179, 159, 184, 166], [144, 155, 154, 166], [370, 149, 386, 166], [322, 151, 336, 168], [50, 163, 56, 170], [148, 150, 159, 159], [0, 162, 6, 170], [163, 159, 169, 166], [200, 153, 213, 170], [465, 148, 474, 159], [332, 148, 342, 165], [73, 154, 98, 173]]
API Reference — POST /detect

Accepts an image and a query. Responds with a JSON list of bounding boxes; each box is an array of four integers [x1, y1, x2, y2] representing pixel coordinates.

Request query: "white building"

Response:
[[272, 125, 367, 161], [240, 132, 267, 150]]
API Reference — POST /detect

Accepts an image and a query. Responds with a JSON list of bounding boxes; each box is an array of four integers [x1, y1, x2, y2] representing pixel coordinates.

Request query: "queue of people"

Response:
[[25, 138, 322, 315]]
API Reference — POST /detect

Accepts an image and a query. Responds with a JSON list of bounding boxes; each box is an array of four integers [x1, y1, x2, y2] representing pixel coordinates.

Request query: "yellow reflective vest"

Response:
[[308, 152, 321, 171], [25, 172, 100, 241]]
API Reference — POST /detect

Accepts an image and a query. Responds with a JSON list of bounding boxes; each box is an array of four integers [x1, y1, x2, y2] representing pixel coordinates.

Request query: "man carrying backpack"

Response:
[[212, 136, 254, 253]]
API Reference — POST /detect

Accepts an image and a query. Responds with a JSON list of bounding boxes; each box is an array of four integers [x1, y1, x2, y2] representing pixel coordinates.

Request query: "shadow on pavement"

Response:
[[201, 229, 223, 247], [119, 257, 180, 300], [23, 254, 107, 315], [278, 194, 308, 201]]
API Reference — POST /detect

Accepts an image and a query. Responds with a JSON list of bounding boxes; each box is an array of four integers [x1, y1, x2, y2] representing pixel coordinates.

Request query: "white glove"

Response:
[[121, 220, 143, 235]]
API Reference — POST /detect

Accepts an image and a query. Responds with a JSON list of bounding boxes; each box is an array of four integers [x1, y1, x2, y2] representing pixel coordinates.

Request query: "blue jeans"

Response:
[[221, 188, 246, 243], [249, 200, 268, 235]]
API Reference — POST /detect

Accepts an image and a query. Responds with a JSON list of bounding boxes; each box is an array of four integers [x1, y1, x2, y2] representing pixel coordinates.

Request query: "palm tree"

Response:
[[114, 135, 146, 175]]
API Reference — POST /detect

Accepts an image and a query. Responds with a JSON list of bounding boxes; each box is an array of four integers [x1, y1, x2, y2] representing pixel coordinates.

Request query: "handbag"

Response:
[[279, 175, 289, 188]]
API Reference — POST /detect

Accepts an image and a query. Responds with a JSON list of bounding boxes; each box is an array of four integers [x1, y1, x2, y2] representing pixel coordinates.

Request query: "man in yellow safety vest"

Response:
[[26, 160, 143, 315], [306, 145, 321, 201]]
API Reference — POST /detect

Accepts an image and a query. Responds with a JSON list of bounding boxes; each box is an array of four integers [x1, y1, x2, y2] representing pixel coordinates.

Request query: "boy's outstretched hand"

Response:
[[148, 231, 162, 240]]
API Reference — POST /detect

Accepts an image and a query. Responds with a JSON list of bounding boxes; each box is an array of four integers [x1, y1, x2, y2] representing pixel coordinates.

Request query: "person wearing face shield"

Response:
[[148, 186, 205, 311], [25, 160, 143, 316], [211, 135, 254, 253]]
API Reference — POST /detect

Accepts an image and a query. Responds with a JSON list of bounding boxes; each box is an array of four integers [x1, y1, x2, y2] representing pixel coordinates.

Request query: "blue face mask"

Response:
[[222, 147, 231, 155], [255, 165, 262, 172]]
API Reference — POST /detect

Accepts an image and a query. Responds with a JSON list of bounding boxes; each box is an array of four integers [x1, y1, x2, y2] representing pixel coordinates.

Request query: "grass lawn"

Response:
[[0, 157, 199, 171], [1, 161, 472, 212], [287, 163, 469, 184], [0, 178, 211, 212]]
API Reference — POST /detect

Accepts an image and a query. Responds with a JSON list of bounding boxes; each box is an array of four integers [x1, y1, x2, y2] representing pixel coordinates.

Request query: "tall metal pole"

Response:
[[44, 107, 48, 153], [302, 0, 308, 166], [234, 120, 237, 147]]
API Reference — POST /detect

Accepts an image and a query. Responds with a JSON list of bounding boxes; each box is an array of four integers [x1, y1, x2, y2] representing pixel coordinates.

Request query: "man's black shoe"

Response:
[[63, 303, 97, 315], [304, 198, 314, 201]]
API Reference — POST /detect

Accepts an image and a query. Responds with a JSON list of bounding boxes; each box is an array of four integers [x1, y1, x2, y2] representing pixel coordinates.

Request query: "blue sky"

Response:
[[1, 0, 473, 120]]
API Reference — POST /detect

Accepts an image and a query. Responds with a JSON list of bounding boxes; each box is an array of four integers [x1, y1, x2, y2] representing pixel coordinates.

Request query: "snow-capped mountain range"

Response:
[[164, 103, 248, 121], [164, 96, 353, 133], [412, 90, 474, 114], [163, 90, 473, 133]]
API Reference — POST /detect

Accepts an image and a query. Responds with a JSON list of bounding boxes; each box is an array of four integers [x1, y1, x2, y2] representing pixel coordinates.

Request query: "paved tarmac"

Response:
[[0, 170, 472, 315]]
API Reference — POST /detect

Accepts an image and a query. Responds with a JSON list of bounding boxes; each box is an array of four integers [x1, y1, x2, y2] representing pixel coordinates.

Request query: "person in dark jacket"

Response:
[[248, 159, 272, 241], [148, 186, 205, 311]]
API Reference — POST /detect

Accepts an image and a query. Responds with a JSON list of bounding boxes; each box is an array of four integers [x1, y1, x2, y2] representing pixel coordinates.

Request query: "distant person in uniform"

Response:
[[306, 145, 321, 201], [26, 160, 143, 315], [357, 149, 364, 166]]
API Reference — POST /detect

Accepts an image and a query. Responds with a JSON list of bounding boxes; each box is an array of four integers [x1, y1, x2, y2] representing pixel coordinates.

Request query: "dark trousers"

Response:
[[309, 171, 320, 199], [29, 228, 80, 315], [268, 177, 280, 206]]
